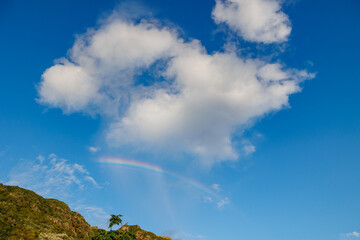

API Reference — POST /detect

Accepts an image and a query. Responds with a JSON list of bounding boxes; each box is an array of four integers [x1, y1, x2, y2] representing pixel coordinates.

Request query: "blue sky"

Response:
[[0, 0, 360, 239]]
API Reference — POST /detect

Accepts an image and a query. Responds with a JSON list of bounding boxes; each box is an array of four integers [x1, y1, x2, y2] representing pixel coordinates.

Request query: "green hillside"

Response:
[[0, 183, 171, 240]]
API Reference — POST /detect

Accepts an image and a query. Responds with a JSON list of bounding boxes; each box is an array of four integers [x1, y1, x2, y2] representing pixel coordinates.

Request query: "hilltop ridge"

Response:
[[0, 183, 171, 240]]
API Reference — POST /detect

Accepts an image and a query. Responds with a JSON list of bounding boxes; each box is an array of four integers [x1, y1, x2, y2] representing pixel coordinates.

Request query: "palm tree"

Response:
[[108, 214, 123, 231]]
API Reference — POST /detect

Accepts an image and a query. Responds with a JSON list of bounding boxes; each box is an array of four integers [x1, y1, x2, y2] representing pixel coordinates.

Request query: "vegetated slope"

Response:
[[121, 225, 171, 239], [0, 183, 172, 240], [92, 225, 172, 240], [0, 183, 93, 239]]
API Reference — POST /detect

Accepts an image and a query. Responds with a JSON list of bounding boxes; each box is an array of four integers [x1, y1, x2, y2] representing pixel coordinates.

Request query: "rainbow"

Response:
[[98, 157, 219, 199]]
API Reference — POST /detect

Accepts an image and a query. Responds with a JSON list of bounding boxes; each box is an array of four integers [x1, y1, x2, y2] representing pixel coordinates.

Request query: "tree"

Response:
[[108, 214, 123, 231], [91, 214, 130, 240]]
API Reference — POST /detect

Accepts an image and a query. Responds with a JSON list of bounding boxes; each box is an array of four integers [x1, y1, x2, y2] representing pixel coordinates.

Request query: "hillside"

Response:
[[0, 183, 171, 240]]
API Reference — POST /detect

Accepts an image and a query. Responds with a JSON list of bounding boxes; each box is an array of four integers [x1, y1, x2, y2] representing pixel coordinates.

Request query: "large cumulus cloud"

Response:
[[37, 4, 313, 164]]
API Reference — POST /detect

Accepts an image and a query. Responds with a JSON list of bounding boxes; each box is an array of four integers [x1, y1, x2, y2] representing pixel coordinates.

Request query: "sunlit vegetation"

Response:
[[0, 184, 171, 240]]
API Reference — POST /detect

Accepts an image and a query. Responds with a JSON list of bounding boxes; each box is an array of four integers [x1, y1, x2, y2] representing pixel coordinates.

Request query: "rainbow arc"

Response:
[[98, 157, 220, 199]]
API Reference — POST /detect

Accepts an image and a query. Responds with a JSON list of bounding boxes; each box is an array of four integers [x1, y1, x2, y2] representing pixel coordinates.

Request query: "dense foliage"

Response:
[[91, 225, 171, 240], [91, 228, 136, 240], [0, 183, 93, 239]]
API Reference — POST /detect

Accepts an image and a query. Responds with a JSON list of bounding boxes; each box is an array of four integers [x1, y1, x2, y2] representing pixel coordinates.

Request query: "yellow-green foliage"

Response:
[[0, 183, 172, 240], [119, 225, 172, 240], [91, 224, 172, 240], [0, 183, 93, 240]]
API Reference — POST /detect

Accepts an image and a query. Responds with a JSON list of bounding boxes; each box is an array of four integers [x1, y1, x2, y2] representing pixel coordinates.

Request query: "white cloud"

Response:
[[85, 176, 100, 188], [211, 184, 221, 192], [341, 232, 360, 240], [242, 140, 256, 155], [5, 154, 99, 199], [109, 48, 312, 163], [88, 146, 100, 153], [4, 154, 106, 229], [38, 61, 100, 113], [243, 144, 256, 155], [74, 205, 109, 228], [37, 7, 313, 164], [72, 19, 180, 70], [38, 19, 181, 116], [37, 154, 45, 163], [350, 232, 360, 237], [203, 196, 214, 203], [212, 0, 291, 43], [204, 184, 231, 209], [217, 197, 230, 209]]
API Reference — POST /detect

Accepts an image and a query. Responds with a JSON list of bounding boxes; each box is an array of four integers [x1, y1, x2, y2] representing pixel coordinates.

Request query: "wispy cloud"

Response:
[[74, 205, 109, 228], [5, 154, 99, 199], [242, 140, 256, 155], [211, 183, 221, 192], [217, 197, 230, 210], [3, 154, 106, 227], [203, 196, 214, 203], [341, 232, 360, 240], [208, 184, 231, 209]]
